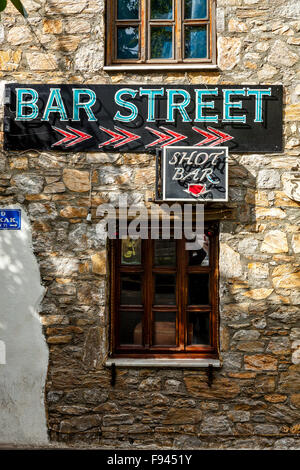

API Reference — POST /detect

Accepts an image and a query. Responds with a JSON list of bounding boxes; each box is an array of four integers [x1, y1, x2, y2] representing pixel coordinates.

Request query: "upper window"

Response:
[[106, 0, 216, 68], [110, 227, 219, 358]]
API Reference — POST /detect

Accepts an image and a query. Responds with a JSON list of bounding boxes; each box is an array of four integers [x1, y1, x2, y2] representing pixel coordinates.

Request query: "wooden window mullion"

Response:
[[175, 0, 182, 62], [143, 238, 152, 349], [177, 238, 185, 350], [140, 0, 146, 62]]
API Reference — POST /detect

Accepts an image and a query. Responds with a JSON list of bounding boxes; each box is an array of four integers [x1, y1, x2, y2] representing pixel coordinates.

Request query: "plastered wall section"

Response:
[[0, 205, 48, 445]]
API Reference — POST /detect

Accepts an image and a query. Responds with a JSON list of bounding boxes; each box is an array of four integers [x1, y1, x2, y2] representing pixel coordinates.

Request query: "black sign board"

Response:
[[4, 84, 283, 153], [161, 146, 228, 202]]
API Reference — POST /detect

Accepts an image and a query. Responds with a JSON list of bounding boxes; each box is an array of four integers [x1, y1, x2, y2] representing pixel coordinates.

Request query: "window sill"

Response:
[[104, 64, 219, 72], [105, 358, 221, 368]]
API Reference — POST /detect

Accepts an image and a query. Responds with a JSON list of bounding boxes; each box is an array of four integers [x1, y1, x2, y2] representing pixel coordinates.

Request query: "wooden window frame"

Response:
[[105, 0, 217, 68], [110, 227, 219, 359]]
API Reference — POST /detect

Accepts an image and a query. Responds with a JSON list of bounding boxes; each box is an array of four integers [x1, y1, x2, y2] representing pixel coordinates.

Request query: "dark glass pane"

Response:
[[121, 273, 142, 305], [185, 0, 207, 19], [117, 27, 139, 59], [188, 235, 209, 266], [185, 26, 207, 59], [188, 312, 210, 345], [154, 273, 176, 305], [120, 311, 143, 345], [151, 26, 173, 59], [151, 0, 173, 19], [188, 273, 209, 305], [154, 240, 176, 266], [117, 0, 139, 19], [121, 238, 141, 265], [153, 311, 176, 345]]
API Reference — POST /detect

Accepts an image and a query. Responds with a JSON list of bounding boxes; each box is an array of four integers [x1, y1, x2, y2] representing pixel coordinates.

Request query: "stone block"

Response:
[[261, 231, 288, 253], [59, 414, 101, 433], [257, 170, 280, 189], [244, 355, 277, 371], [218, 37, 242, 70], [220, 243, 242, 279], [184, 376, 240, 399], [63, 169, 90, 192], [91, 251, 106, 275], [163, 408, 202, 425], [26, 52, 58, 71], [43, 19, 63, 34], [103, 414, 134, 426]]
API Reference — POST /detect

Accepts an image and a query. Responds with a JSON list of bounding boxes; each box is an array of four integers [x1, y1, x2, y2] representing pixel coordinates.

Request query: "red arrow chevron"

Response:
[[207, 127, 234, 146], [52, 126, 92, 147], [65, 126, 92, 147], [99, 126, 124, 148], [193, 126, 219, 146], [159, 127, 187, 147], [114, 126, 141, 148], [52, 126, 77, 147], [193, 126, 234, 147], [145, 127, 171, 148], [99, 126, 141, 148]]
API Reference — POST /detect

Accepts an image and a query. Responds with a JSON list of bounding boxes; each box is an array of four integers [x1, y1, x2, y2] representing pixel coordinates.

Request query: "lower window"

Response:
[[110, 226, 219, 358]]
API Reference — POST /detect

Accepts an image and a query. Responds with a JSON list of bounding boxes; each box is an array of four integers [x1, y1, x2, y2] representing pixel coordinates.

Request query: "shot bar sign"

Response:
[[162, 146, 228, 202]]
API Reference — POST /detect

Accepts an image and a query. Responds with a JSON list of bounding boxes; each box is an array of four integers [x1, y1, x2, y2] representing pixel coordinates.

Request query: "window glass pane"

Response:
[[188, 312, 210, 345], [117, 0, 139, 19], [121, 273, 142, 305], [154, 273, 176, 305], [151, 26, 173, 59], [154, 240, 176, 266], [185, 26, 207, 59], [117, 26, 139, 59], [120, 311, 143, 345], [185, 0, 207, 19], [153, 311, 176, 345], [188, 234, 209, 266], [188, 273, 209, 305], [151, 0, 173, 19], [121, 238, 141, 265]]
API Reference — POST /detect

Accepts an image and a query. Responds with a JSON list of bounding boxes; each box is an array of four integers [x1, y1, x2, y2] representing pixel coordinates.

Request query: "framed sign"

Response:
[[0, 209, 21, 230], [4, 84, 283, 153], [161, 146, 228, 202]]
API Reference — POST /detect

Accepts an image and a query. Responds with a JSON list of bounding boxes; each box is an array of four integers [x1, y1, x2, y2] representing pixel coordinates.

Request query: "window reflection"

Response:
[[188, 273, 209, 305], [188, 312, 210, 345], [154, 240, 176, 266], [117, 27, 139, 59], [185, 0, 207, 19], [185, 26, 207, 59], [120, 311, 143, 345], [121, 273, 142, 305], [151, 0, 173, 19], [188, 234, 209, 266], [154, 273, 176, 305], [153, 311, 176, 345], [151, 26, 173, 59], [117, 0, 139, 19]]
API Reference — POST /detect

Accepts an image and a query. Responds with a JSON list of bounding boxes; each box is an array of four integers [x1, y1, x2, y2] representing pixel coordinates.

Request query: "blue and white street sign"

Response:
[[0, 209, 21, 230]]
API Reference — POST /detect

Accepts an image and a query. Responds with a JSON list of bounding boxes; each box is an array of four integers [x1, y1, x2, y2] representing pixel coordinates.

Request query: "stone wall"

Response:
[[0, 0, 299, 449]]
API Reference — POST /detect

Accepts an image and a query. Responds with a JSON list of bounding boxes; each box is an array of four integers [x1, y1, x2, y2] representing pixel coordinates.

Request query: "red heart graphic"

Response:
[[189, 184, 205, 195]]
